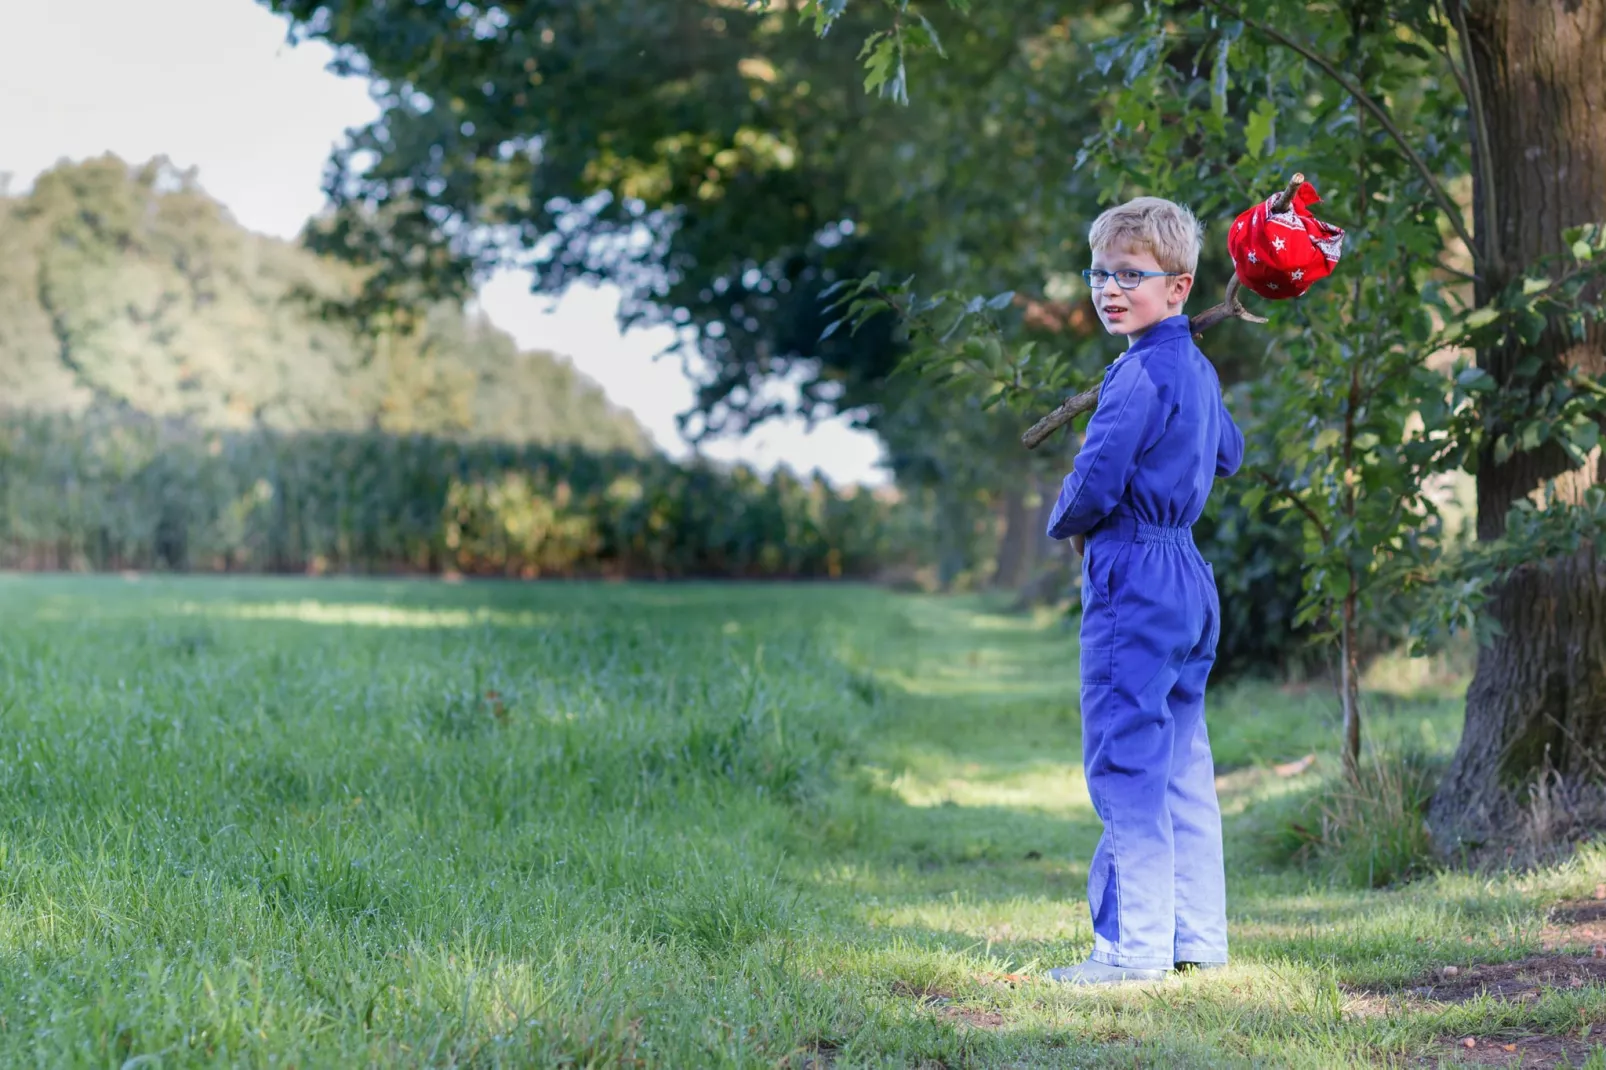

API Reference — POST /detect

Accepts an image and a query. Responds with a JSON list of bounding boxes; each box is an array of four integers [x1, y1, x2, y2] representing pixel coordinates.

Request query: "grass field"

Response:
[[1, 574, 1604, 1068]]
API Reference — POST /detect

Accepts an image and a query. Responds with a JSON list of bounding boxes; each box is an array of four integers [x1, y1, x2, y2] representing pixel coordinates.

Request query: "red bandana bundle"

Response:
[[1227, 180, 1345, 300]]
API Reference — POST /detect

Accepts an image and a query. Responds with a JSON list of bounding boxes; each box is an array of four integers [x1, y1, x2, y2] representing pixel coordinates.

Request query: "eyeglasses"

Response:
[[1081, 269, 1181, 290]]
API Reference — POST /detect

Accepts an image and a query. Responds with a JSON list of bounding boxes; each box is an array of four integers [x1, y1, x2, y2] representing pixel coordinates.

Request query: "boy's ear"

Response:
[[1170, 272, 1195, 307]]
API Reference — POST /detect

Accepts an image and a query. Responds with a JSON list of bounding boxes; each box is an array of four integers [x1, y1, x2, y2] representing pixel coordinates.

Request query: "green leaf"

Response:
[[1244, 98, 1276, 159], [1124, 32, 1166, 86], [1571, 419, 1600, 455], [1211, 36, 1230, 117], [910, 14, 946, 58], [1313, 427, 1341, 451], [1518, 307, 1547, 345], [1573, 240, 1594, 263], [1292, 601, 1324, 628], [818, 278, 856, 301], [1493, 434, 1514, 465], [1463, 307, 1500, 331], [861, 34, 897, 95], [1522, 276, 1552, 296], [986, 290, 1016, 310]]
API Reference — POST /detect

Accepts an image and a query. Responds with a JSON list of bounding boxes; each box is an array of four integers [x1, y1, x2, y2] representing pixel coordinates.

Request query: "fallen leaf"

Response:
[[1462, 1037, 1477, 1049], [1273, 754, 1317, 778], [1594, 882, 1605, 900], [1503, 1044, 1517, 1053]]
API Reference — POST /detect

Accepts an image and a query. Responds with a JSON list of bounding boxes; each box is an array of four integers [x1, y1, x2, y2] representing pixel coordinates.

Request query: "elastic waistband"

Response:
[[1091, 512, 1194, 545]]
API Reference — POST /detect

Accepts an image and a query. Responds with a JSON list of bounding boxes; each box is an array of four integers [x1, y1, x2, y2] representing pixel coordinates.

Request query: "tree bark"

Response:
[[1427, 0, 1606, 851], [1340, 582, 1361, 781], [992, 484, 1032, 588]]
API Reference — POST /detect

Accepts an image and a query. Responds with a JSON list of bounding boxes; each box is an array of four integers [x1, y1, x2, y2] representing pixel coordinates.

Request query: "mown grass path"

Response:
[[0, 576, 1602, 1068]]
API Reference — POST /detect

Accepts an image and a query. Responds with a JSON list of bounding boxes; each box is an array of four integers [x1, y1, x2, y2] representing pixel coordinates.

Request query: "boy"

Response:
[[1043, 197, 1244, 985]]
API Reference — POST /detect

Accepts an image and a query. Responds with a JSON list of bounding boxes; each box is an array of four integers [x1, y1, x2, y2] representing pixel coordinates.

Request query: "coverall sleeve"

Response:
[[1045, 357, 1161, 540], [1215, 395, 1244, 477]]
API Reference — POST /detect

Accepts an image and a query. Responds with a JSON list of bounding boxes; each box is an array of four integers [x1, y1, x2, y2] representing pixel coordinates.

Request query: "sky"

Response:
[[0, 0, 888, 486]]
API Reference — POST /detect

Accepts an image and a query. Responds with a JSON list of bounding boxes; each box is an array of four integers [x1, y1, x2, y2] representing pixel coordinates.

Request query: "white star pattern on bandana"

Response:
[[1292, 269, 1304, 280], [1272, 237, 1286, 251], [1247, 251, 1258, 264], [1268, 283, 1279, 290]]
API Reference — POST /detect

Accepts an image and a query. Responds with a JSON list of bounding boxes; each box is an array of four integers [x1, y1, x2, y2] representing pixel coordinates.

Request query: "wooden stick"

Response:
[[1270, 172, 1306, 214], [1020, 275, 1266, 450]]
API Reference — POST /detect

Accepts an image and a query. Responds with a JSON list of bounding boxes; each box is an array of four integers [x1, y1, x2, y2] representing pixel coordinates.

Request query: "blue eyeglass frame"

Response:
[[1082, 268, 1181, 290]]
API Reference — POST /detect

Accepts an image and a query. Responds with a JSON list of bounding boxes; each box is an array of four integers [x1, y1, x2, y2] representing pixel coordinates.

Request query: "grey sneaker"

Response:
[[1044, 958, 1169, 985], [1174, 961, 1227, 973]]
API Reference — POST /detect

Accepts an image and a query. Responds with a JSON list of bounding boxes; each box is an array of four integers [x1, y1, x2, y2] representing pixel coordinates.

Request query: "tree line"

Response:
[[0, 409, 922, 580]]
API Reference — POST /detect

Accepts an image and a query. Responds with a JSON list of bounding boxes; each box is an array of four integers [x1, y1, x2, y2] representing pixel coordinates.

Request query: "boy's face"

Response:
[[1089, 245, 1194, 344]]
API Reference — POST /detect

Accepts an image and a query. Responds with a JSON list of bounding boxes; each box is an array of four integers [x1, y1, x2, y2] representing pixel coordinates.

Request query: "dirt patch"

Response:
[[890, 980, 1007, 1031], [940, 1005, 1006, 1029], [782, 1039, 840, 1068], [890, 980, 956, 1005], [1366, 955, 1606, 1004], [1544, 899, 1606, 952], [1419, 1033, 1606, 1067]]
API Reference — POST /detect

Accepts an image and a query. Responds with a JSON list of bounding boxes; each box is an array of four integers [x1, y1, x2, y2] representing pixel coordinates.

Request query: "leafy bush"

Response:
[[1194, 484, 1320, 682]]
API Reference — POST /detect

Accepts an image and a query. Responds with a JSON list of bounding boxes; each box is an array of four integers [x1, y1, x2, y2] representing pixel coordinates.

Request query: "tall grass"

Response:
[[1251, 748, 1443, 889]]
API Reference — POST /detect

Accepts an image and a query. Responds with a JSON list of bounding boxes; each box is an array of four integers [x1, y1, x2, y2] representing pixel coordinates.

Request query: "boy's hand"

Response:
[[1071, 534, 1086, 556]]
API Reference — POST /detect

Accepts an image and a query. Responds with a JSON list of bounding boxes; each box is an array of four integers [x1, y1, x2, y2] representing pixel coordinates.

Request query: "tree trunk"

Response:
[[1340, 581, 1362, 782], [1011, 469, 1078, 609], [1428, 0, 1606, 852], [993, 484, 1032, 589]]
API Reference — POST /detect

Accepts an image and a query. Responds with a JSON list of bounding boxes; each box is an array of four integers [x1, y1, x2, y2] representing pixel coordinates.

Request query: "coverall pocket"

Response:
[[1080, 637, 1113, 684], [1082, 542, 1128, 608], [1078, 545, 1124, 686]]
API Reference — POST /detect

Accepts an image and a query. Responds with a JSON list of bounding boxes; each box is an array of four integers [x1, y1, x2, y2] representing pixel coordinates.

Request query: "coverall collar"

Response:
[[1125, 314, 1193, 354]]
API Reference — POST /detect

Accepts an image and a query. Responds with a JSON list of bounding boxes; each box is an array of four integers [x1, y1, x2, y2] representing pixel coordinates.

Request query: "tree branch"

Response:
[[1261, 471, 1333, 543], [1427, 4, 1473, 106], [1196, 0, 1480, 266], [1020, 274, 1265, 449], [1445, 0, 1498, 280], [1269, 171, 1304, 213]]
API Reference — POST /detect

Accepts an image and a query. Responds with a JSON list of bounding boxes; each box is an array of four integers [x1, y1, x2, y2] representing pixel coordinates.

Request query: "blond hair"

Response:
[[1088, 197, 1203, 275]]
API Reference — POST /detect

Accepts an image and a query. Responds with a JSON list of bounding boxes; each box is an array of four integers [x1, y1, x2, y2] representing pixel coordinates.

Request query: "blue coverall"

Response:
[[1046, 314, 1244, 970]]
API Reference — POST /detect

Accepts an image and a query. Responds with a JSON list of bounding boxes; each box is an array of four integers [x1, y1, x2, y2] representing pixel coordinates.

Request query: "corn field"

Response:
[[0, 410, 923, 579]]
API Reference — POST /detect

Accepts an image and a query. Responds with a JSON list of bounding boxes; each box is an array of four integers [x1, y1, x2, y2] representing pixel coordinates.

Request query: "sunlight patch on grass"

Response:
[[1361, 643, 1474, 701], [874, 760, 1092, 817], [868, 894, 1092, 948], [878, 669, 1072, 699], [178, 599, 558, 629]]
